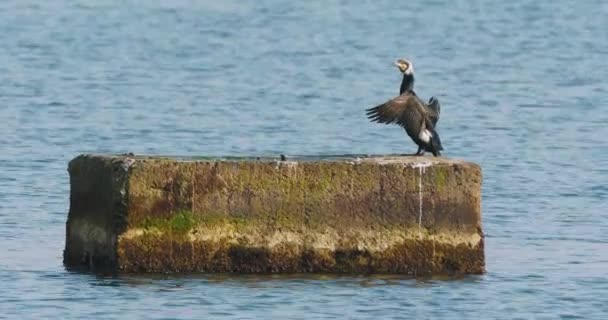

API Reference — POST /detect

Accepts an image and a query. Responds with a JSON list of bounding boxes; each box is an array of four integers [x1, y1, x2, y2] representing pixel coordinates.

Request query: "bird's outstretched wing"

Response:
[[426, 96, 440, 127], [365, 94, 425, 137]]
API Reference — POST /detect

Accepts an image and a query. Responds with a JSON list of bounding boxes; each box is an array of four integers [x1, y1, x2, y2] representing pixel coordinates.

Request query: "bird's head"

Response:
[[394, 58, 414, 75]]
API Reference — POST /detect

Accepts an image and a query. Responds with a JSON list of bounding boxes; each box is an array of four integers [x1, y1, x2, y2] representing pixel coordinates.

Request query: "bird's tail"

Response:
[[430, 126, 444, 152]]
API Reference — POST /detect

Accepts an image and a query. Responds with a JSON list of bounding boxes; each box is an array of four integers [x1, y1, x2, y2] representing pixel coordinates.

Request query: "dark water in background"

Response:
[[1, 0, 607, 318]]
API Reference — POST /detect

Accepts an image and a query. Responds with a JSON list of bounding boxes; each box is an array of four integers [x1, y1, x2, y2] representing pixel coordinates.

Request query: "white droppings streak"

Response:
[[412, 161, 432, 237]]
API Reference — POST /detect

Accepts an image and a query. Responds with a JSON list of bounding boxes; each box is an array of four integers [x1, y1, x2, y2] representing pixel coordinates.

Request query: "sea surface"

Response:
[[1, 0, 607, 319]]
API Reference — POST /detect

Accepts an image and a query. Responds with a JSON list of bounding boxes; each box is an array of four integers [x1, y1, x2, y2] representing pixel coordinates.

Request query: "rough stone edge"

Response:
[[63, 154, 135, 272]]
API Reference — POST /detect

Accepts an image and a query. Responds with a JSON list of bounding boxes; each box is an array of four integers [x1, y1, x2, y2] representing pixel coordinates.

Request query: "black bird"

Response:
[[395, 59, 441, 128], [366, 60, 444, 156]]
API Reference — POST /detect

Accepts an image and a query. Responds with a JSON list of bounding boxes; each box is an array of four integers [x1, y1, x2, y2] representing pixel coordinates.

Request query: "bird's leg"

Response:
[[398, 148, 424, 156], [399, 147, 425, 157], [399, 147, 426, 157]]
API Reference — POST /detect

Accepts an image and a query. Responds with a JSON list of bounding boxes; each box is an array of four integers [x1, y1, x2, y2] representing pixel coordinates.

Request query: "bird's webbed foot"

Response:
[[398, 147, 425, 157]]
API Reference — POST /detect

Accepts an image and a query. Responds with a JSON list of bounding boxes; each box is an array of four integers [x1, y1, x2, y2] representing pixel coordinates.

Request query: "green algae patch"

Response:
[[141, 210, 197, 235], [434, 166, 448, 191]]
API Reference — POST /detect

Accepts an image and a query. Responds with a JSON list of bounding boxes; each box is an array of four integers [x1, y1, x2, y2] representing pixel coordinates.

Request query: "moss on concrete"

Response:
[[66, 154, 484, 275], [116, 227, 483, 274], [433, 166, 448, 191], [141, 210, 197, 236]]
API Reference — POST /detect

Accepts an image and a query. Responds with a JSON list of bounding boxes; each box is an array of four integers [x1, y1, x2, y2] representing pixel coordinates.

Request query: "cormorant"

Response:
[[395, 58, 441, 128], [366, 60, 444, 156]]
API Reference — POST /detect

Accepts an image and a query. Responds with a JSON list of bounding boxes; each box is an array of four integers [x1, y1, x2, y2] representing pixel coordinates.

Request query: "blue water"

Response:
[[1, 0, 607, 318]]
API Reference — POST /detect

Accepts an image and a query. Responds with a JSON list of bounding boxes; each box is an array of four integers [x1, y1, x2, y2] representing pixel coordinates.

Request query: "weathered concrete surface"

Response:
[[64, 154, 484, 275]]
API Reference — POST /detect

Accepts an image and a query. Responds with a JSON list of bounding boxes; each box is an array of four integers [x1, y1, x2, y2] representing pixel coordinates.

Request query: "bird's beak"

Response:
[[393, 61, 401, 68]]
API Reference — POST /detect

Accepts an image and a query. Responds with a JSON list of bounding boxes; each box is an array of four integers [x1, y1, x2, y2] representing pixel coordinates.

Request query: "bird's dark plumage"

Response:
[[399, 72, 414, 94], [395, 59, 441, 129], [426, 96, 440, 127], [366, 92, 443, 156]]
